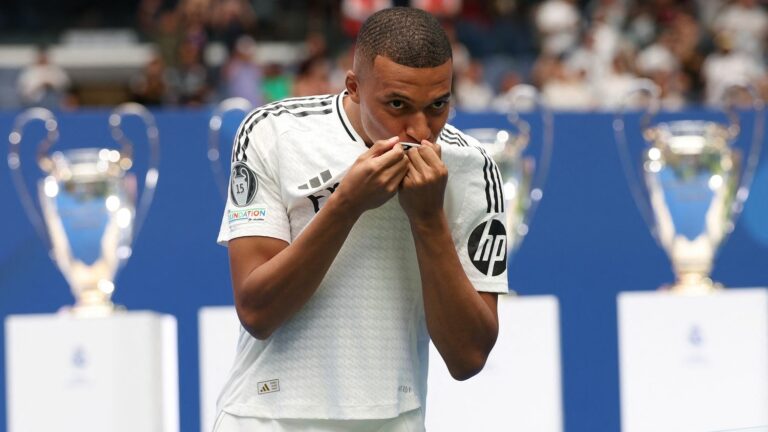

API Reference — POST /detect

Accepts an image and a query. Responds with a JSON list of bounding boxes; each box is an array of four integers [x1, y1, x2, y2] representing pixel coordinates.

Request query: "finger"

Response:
[[366, 136, 399, 158], [381, 155, 410, 184], [375, 142, 406, 168], [406, 144, 430, 173], [421, 139, 441, 159], [418, 144, 444, 168]]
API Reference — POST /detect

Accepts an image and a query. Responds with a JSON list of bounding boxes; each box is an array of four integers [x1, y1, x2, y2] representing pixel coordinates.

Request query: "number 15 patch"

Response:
[[230, 162, 258, 207]]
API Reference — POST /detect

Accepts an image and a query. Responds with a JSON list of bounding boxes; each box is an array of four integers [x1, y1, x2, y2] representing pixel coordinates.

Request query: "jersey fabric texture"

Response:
[[213, 407, 425, 432], [216, 91, 509, 420]]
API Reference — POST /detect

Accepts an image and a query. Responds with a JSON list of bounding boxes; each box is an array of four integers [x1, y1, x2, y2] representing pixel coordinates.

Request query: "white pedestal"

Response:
[[426, 295, 563, 432], [5, 311, 179, 432], [618, 288, 768, 432], [198, 306, 240, 432]]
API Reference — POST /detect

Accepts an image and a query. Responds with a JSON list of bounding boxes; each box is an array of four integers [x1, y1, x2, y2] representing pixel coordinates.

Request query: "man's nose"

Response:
[[405, 112, 432, 143]]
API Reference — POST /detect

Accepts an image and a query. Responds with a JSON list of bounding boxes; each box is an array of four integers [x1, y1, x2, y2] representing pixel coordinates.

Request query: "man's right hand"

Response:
[[333, 136, 409, 216]]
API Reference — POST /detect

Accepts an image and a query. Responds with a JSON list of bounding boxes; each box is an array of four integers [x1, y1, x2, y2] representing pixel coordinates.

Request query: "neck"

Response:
[[342, 93, 372, 146]]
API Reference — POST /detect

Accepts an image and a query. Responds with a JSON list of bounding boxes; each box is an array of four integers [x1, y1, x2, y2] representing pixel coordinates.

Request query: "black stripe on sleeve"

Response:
[[441, 128, 502, 213], [232, 100, 334, 162]]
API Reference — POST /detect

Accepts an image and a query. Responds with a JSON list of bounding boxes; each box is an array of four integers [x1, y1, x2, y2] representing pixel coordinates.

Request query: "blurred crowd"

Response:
[[12, 0, 768, 111]]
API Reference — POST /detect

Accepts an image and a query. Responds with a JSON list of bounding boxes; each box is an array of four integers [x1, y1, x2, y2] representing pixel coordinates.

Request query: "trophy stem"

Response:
[[69, 284, 116, 317]]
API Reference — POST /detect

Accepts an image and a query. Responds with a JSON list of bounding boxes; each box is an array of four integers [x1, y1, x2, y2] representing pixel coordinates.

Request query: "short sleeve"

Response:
[[217, 117, 291, 246], [442, 133, 510, 294]]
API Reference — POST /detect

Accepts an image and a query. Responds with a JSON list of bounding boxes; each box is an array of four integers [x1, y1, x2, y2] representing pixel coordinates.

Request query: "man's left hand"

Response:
[[398, 140, 448, 223]]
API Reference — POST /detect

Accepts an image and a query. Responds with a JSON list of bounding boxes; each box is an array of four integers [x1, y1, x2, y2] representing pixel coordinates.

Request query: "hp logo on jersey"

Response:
[[468, 219, 507, 277], [230, 162, 258, 207]]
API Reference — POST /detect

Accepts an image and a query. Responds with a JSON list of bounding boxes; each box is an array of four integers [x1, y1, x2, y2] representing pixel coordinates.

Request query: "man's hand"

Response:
[[335, 136, 409, 216], [398, 140, 448, 222]]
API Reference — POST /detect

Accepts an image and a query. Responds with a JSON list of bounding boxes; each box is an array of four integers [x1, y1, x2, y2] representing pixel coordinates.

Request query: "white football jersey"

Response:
[[216, 92, 508, 420]]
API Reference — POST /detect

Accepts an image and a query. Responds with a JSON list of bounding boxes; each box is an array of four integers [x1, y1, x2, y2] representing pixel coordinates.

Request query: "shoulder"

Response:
[[438, 124, 505, 215], [232, 94, 337, 162], [242, 94, 337, 135], [437, 124, 489, 167]]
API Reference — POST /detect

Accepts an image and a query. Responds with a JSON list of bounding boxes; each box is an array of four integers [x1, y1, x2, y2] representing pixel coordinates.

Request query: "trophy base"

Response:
[[663, 277, 723, 295], [59, 302, 125, 318]]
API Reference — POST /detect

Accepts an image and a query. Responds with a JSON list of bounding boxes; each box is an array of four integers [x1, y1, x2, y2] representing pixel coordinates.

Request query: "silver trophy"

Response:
[[463, 85, 553, 255], [208, 97, 254, 198], [614, 81, 764, 294], [8, 104, 160, 316]]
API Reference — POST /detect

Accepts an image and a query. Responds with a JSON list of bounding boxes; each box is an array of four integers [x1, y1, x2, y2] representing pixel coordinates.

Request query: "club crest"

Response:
[[230, 162, 258, 207]]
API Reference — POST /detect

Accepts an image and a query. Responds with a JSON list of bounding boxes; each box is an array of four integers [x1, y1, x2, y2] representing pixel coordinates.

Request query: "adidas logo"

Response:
[[298, 170, 332, 190], [257, 379, 280, 395]]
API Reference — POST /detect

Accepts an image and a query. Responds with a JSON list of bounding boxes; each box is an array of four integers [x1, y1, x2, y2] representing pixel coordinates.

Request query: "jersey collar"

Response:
[[335, 90, 366, 146]]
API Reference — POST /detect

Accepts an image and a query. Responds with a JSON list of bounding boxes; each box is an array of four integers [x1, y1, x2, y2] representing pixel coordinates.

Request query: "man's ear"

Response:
[[345, 70, 360, 103]]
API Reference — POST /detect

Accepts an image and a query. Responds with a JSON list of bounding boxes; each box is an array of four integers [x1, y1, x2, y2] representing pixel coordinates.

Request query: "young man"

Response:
[[215, 7, 508, 431]]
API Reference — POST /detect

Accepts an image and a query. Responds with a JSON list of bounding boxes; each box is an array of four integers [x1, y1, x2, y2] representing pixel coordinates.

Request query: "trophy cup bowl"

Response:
[[462, 85, 553, 256], [8, 104, 160, 316], [615, 81, 763, 294], [208, 97, 254, 199]]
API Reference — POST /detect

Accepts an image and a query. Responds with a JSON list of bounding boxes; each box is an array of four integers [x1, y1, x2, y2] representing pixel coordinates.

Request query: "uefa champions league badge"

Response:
[[230, 162, 258, 207]]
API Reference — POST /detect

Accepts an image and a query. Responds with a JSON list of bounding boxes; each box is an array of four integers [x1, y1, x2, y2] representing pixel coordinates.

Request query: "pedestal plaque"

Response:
[[5, 311, 179, 432], [198, 306, 240, 432], [618, 288, 768, 432], [426, 295, 563, 432]]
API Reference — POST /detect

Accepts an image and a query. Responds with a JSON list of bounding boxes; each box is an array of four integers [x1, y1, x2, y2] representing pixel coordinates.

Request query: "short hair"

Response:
[[354, 7, 452, 70]]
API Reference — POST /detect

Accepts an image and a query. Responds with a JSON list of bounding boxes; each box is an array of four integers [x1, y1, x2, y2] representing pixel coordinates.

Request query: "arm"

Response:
[[399, 141, 499, 380], [229, 137, 409, 339]]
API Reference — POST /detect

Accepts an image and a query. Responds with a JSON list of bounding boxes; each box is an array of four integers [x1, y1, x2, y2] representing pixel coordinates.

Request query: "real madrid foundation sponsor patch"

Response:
[[230, 162, 258, 207], [228, 207, 267, 226]]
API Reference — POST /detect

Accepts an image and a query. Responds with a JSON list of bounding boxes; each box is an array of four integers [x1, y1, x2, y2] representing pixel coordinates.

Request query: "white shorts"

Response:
[[212, 408, 425, 432]]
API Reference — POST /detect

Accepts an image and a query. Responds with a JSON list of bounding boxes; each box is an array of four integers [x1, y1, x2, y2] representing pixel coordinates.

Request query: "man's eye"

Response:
[[432, 100, 447, 109], [389, 100, 404, 109]]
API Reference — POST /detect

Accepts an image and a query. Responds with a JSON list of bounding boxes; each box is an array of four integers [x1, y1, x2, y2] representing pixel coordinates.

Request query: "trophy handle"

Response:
[[506, 84, 554, 230], [613, 79, 664, 238], [7, 107, 60, 245], [208, 97, 254, 199], [721, 84, 764, 219], [108, 102, 160, 239]]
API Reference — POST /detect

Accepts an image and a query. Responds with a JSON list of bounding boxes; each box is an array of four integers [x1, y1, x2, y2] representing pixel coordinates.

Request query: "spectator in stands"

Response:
[[152, 10, 183, 70], [208, 0, 256, 53], [16, 48, 72, 109], [221, 35, 263, 106], [410, 0, 462, 19], [624, 3, 657, 48], [130, 53, 170, 106], [540, 57, 595, 110], [454, 59, 493, 112], [262, 63, 291, 102], [330, 46, 355, 93], [636, 30, 689, 110], [491, 71, 531, 113], [291, 56, 331, 97], [167, 40, 210, 106], [534, 0, 581, 56], [341, 0, 392, 38], [443, 22, 470, 78], [702, 31, 764, 106], [712, 0, 768, 59], [595, 52, 642, 110]]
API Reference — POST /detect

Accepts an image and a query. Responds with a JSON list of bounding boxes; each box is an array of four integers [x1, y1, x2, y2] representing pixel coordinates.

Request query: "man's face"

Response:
[[349, 55, 452, 144]]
